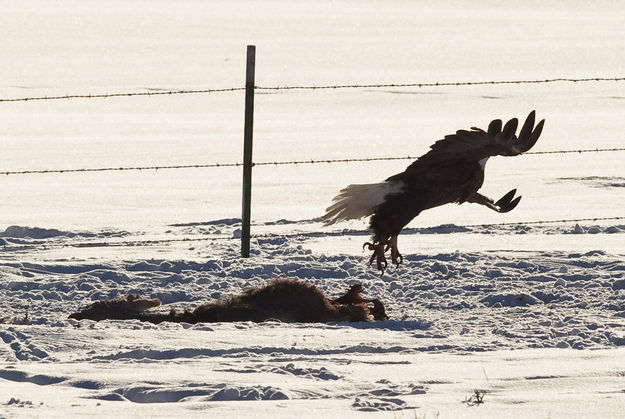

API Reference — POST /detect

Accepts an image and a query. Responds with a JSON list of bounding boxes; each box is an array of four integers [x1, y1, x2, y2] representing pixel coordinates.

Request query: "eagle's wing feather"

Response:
[[414, 111, 544, 167]]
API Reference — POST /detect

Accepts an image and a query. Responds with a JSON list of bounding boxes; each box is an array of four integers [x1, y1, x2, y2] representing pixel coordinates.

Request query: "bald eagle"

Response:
[[322, 111, 545, 272]]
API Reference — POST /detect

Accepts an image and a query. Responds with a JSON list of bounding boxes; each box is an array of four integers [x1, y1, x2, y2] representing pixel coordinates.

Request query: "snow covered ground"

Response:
[[1, 1, 625, 417]]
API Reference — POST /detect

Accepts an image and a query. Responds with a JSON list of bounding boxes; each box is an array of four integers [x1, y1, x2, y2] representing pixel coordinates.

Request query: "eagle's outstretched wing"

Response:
[[415, 111, 545, 166]]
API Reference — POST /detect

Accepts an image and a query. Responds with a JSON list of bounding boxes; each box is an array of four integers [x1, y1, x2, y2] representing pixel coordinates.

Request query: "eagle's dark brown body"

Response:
[[322, 111, 545, 271], [372, 160, 486, 239]]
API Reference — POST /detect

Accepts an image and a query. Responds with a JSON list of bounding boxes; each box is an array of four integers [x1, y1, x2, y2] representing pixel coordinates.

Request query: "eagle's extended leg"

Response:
[[364, 234, 403, 272], [468, 189, 521, 213], [385, 235, 403, 266], [363, 241, 387, 272]]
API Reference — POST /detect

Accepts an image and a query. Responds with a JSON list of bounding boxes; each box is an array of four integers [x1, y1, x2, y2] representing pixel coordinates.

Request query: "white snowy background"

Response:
[[1, 1, 624, 417]]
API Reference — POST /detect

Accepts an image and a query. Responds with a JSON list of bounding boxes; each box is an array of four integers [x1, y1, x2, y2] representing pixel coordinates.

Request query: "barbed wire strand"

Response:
[[255, 77, 625, 91], [1, 77, 624, 103], [0, 162, 243, 176], [3, 216, 623, 251], [2, 147, 624, 176], [0, 87, 246, 103]]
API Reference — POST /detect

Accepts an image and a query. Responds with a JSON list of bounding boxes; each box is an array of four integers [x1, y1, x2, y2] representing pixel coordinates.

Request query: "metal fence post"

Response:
[[241, 45, 256, 257]]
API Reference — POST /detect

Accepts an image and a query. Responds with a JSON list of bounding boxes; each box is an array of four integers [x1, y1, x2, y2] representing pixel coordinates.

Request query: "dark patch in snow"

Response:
[[106, 382, 290, 404], [524, 375, 565, 380], [612, 279, 625, 290], [113, 384, 213, 403], [90, 343, 416, 362], [69, 379, 106, 390], [0, 226, 76, 239], [260, 218, 322, 226], [91, 393, 126, 401], [206, 386, 288, 401], [271, 363, 341, 380], [553, 176, 625, 189], [0, 369, 66, 385], [352, 397, 410, 411], [481, 293, 543, 307], [168, 218, 242, 227], [0, 329, 50, 361]]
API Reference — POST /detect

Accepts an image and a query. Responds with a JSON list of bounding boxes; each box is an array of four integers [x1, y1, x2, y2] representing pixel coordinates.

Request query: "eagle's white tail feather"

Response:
[[321, 181, 402, 225]]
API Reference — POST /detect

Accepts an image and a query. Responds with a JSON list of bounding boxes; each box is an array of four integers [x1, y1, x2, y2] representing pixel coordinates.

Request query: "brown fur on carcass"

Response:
[[69, 279, 388, 324]]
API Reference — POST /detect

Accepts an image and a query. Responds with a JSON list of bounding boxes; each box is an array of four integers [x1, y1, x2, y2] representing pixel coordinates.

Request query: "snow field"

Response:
[[1, 0, 625, 417]]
